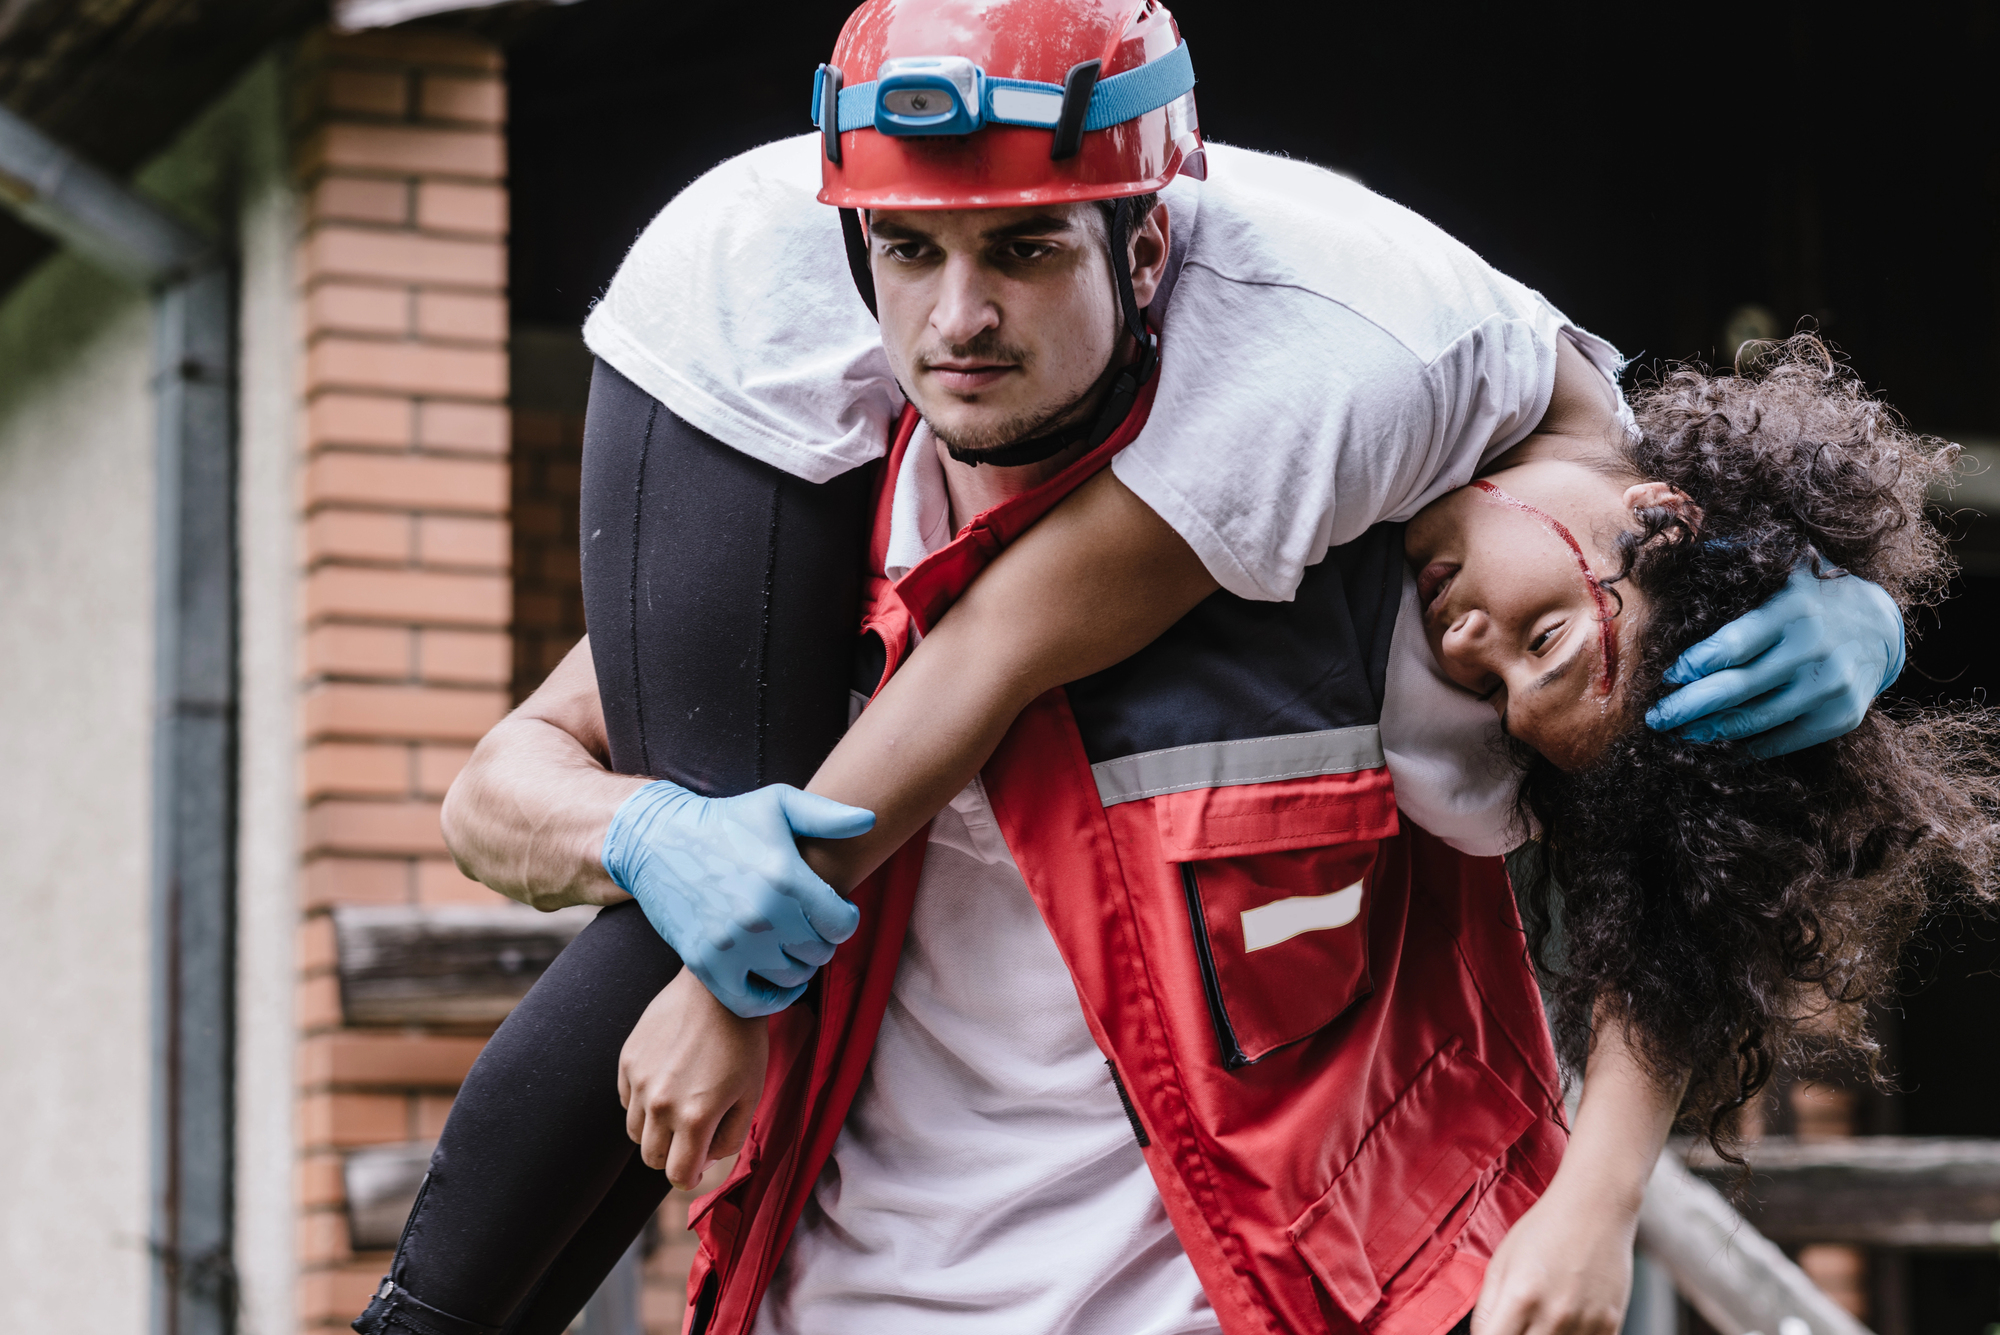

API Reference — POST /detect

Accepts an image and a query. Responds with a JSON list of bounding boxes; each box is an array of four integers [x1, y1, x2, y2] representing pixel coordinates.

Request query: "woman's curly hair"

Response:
[[1512, 333, 2000, 1153]]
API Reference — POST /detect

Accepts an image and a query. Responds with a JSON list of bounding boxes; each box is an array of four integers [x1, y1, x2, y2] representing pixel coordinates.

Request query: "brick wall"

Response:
[[290, 27, 514, 1330], [510, 405, 587, 703]]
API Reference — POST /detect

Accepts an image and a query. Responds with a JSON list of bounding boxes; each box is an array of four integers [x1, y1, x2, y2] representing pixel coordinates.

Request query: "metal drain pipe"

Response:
[[0, 107, 238, 1335]]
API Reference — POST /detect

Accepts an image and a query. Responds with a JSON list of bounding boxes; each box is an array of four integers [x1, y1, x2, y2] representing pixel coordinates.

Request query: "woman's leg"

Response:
[[353, 360, 868, 1335], [358, 901, 681, 1335], [581, 360, 866, 789]]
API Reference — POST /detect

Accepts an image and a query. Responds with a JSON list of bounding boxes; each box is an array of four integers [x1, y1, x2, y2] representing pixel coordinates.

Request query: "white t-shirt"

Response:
[[752, 435, 1220, 1335], [583, 134, 1626, 855]]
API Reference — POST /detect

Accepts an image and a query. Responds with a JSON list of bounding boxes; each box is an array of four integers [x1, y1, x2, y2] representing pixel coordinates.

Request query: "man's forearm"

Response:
[[440, 640, 649, 911]]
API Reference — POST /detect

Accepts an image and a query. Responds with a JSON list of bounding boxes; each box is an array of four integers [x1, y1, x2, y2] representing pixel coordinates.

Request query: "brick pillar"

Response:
[[509, 406, 586, 703], [1791, 1079, 1870, 1322], [291, 27, 512, 1331]]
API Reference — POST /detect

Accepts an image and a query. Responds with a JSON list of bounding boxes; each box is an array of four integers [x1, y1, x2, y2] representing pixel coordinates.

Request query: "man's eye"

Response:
[[1002, 242, 1053, 261], [1529, 623, 1562, 653], [882, 243, 927, 262]]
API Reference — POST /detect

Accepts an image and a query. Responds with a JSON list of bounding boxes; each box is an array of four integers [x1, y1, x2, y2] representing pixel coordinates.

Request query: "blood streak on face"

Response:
[[1470, 480, 1620, 696]]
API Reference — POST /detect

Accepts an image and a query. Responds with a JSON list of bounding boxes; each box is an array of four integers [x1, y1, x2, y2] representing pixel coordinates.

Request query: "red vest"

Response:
[[682, 380, 1566, 1335]]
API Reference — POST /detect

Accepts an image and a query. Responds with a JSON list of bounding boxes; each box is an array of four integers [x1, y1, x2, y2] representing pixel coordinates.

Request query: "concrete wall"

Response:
[[0, 53, 299, 1333], [0, 235, 157, 1334]]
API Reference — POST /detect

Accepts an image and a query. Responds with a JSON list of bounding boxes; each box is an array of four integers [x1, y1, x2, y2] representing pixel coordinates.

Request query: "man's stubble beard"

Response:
[[916, 331, 1119, 459], [928, 393, 1091, 456]]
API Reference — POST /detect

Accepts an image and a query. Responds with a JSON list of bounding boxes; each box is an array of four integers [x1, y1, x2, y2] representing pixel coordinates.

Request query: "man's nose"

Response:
[[930, 254, 999, 347]]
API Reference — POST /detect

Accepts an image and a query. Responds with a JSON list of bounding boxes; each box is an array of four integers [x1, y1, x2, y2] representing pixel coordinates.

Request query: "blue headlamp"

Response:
[[871, 56, 984, 136], [812, 41, 1194, 145]]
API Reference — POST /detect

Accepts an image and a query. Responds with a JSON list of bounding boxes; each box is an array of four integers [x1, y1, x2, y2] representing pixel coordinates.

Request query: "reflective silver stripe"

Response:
[[1090, 725, 1386, 807]]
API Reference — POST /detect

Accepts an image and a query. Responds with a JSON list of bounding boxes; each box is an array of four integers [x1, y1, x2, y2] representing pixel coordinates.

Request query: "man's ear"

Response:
[[1624, 481, 1703, 534], [1129, 203, 1170, 309]]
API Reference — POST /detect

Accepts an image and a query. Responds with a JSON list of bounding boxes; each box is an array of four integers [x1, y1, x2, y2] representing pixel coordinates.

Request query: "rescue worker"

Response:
[[356, 3, 1905, 1334]]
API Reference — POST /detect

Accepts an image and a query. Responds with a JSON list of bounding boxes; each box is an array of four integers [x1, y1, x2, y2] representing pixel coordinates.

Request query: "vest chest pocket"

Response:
[[1156, 770, 1399, 1069]]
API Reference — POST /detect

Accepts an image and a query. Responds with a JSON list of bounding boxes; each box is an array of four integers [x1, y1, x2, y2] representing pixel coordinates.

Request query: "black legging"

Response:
[[353, 361, 868, 1335]]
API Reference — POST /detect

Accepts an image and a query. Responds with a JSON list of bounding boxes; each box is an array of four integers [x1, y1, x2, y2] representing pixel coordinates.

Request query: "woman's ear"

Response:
[[1624, 481, 1703, 533]]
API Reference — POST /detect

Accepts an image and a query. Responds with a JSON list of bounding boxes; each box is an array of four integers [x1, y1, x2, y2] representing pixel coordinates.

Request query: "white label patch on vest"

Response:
[[1240, 882, 1364, 952]]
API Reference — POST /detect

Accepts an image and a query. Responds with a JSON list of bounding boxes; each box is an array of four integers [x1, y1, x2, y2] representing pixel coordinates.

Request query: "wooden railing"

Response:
[[1633, 1152, 1873, 1335], [333, 904, 592, 1026], [1681, 1136, 2000, 1251]]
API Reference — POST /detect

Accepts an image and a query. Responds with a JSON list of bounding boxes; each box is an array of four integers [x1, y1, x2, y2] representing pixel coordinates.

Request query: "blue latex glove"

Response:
[[601, 780, 876, 1017], [1645, 562, 1905, 758]]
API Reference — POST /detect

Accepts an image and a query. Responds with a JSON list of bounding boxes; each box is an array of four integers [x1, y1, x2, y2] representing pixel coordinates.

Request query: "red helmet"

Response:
[[812, 0, 1203, 209]]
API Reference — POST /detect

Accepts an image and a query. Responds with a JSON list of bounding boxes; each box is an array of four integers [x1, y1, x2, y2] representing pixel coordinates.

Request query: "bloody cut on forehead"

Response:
[[1471, 479, 1620, 697]]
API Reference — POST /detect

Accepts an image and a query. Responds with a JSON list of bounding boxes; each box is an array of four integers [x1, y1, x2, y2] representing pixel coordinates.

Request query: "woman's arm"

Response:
[[622, 468, 1219, 1184], [1473, 1004, 1685, 1335], [796, 465, 1219, 887]]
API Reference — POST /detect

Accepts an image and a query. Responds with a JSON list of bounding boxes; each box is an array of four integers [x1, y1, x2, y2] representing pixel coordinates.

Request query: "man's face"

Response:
[[869, 203, 1127, 455]]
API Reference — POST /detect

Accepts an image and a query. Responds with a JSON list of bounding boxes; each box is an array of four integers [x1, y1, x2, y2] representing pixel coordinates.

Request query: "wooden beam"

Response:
[[1683, 1136, 2000, 1250], [1638, 1152, 1874, 1335], [344, 1139, 434, 1253], [334, 905, 593, 1027]]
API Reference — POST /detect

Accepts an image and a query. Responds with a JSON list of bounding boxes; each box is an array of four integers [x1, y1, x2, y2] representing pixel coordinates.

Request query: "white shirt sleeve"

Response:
[[1113, 143, 1572, 604], [583, 137, 1621, 855], [1379, 574, 1525, 856], [582, 135, 906, 484]]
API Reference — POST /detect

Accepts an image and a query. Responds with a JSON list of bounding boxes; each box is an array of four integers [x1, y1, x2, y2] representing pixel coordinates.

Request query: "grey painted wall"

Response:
[[0, 241, 156, 1333], [0, 52, 299, 1333]]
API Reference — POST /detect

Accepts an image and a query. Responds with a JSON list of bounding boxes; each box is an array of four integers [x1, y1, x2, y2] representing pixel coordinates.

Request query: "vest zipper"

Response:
[[1179, 863, 1250, 1069], [1104, 1059, 1151, 1147], [686, 1268, 720, 1335]]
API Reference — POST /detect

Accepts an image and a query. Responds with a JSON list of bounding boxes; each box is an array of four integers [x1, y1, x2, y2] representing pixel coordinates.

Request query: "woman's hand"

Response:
[[617, 970, 769, 1188], [1471, 1173, 1637, 1334], [1475, 1002, 1684, 1335]]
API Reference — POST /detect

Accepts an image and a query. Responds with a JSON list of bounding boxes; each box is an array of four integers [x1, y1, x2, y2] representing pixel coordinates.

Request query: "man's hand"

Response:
[[602, 780, 875, 1016], [618, 970, 769, 1189], [1471, 1175, 1635, 1335], [1646, 563, 1904, 757]]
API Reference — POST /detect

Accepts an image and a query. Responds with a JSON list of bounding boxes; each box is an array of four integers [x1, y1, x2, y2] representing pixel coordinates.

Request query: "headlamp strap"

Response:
[[814, 41, 1194, 143]]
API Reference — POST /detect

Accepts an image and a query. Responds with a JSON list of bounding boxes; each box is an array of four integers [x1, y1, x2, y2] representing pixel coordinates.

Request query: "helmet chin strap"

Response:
[[942, 195, 1158, 468], [840, 207, 878, 319]]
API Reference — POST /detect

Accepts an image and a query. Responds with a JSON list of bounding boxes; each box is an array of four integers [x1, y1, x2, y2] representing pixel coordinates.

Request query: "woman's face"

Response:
[[1405, 458, 1682, 769]]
